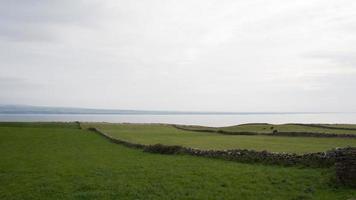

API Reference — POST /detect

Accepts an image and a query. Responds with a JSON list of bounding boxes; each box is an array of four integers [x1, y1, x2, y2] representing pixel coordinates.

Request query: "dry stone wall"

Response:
[[335, 147, 356, 188], [88, 127, 342, 168], [173, 125, 356, 138]]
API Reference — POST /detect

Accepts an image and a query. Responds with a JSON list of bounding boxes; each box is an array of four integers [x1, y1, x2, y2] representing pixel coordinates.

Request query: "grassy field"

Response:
[[313, 124, 356, 129], [1, 123, 356, 200], [0, 122, 79, 129], [176, 123, 356, 135], [83, 123, 356, 154]]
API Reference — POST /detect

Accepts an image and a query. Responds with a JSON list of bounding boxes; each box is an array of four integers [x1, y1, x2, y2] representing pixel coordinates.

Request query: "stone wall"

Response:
[[181, 148, 337, 168], [88, 127, 340, 168], [292, 123, 356, 131], [173, 125, 356, 138], [88, 127, 145, 149], [335, 147, 356, 188]]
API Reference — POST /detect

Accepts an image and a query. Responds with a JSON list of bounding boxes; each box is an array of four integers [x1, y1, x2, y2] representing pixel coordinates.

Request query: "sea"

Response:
[[0, 113, 356, 127]]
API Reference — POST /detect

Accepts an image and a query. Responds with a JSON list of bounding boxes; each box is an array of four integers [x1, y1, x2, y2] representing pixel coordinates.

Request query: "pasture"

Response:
[[176, 123, 356, 135], [83, 123, 356, 154], [1, 122, 356, 200]]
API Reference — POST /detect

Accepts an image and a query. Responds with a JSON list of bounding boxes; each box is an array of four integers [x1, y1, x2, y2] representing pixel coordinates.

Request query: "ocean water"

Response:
[[0, 113, 356, 127]]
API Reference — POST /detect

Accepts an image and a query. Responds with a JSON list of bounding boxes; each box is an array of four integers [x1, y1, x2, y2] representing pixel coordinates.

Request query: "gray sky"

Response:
[[1, 0, 356, 112]]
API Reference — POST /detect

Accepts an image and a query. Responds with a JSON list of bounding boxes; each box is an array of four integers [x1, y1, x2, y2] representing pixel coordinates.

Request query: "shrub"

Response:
[[144, 144, 183, 154], [88, 127, 97, 131]]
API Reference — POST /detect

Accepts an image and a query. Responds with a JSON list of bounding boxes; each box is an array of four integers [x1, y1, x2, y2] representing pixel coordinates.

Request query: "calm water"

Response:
[[0, 113, 356, 127]]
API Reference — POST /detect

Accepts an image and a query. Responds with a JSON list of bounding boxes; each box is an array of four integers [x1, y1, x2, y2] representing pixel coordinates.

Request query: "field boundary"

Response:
[[173, 125, 356, 138], [88, 127, 146, 149], [289, 123, 356, 131], [86, 126, 341, 168]]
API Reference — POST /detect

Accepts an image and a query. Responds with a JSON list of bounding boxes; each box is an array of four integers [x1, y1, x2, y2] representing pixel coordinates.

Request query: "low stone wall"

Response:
[[181, 148, 337, 168], [268, 131, 356, 138], [88, 127, 341, 168], [173, 125, 260, 135], [335, 147, 356, 188], [291, 123, 356, 131], [173, 125, 217, 133], [146, 145, 337, 167], [88, 127, 145, 149], [173, 125, 356, 138]]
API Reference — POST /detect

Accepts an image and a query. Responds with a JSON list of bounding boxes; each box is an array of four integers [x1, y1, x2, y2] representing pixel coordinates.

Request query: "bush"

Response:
[[144, 144, 183, 154], [88, 127, 97, 131]]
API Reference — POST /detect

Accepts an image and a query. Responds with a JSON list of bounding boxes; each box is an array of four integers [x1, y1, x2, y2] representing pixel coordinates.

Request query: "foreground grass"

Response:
[[0, 123, 355, 200], [84, 123, 356, 154], [179, 123, 356, 135]]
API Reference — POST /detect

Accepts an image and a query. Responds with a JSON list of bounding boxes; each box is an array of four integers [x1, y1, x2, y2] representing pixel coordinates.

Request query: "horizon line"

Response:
[[0, 104, 355, 115]]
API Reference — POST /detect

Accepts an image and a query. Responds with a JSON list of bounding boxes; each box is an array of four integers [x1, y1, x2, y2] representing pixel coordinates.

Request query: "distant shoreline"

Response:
[[0, 112, 346, 115], [1, 105, 354, 115], [1, 113, 356, 127]]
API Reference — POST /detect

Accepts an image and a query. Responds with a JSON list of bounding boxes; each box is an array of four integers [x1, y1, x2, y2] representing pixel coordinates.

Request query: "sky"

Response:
[[1, 0, 356, 112]]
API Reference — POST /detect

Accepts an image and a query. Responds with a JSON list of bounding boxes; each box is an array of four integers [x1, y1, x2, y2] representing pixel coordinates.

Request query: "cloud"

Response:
[[304, 52, 356, 68], [0, 77, 41, 90], [0, 0, 356, 112], [0, 0, 104, 42]]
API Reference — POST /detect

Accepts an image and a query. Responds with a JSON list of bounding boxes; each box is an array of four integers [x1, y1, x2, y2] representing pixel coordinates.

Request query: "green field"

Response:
[[314, 124, 356, 129], [0, 122, 79, 129], [83, 123, 356, 154], [176, 123, 356, 135], [1, 122, 356, 200]]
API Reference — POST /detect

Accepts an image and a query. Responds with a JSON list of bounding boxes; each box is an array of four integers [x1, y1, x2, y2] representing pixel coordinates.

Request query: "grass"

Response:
[[314, 124, 356, 129], [178, 123, 356, 135], [0, 122, 79, 129], [0, 123, 355, 200], [83, 123, 356, 154]]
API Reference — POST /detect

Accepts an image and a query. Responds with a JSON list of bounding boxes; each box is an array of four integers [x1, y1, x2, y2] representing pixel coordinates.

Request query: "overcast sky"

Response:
[[1, 0, 356, 112]]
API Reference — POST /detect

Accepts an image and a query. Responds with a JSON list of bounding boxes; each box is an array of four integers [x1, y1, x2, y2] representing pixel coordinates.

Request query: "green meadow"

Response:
[[83, 123, 356, 154], [1, 122, 356, 200], [176, 123, 356, 135]]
